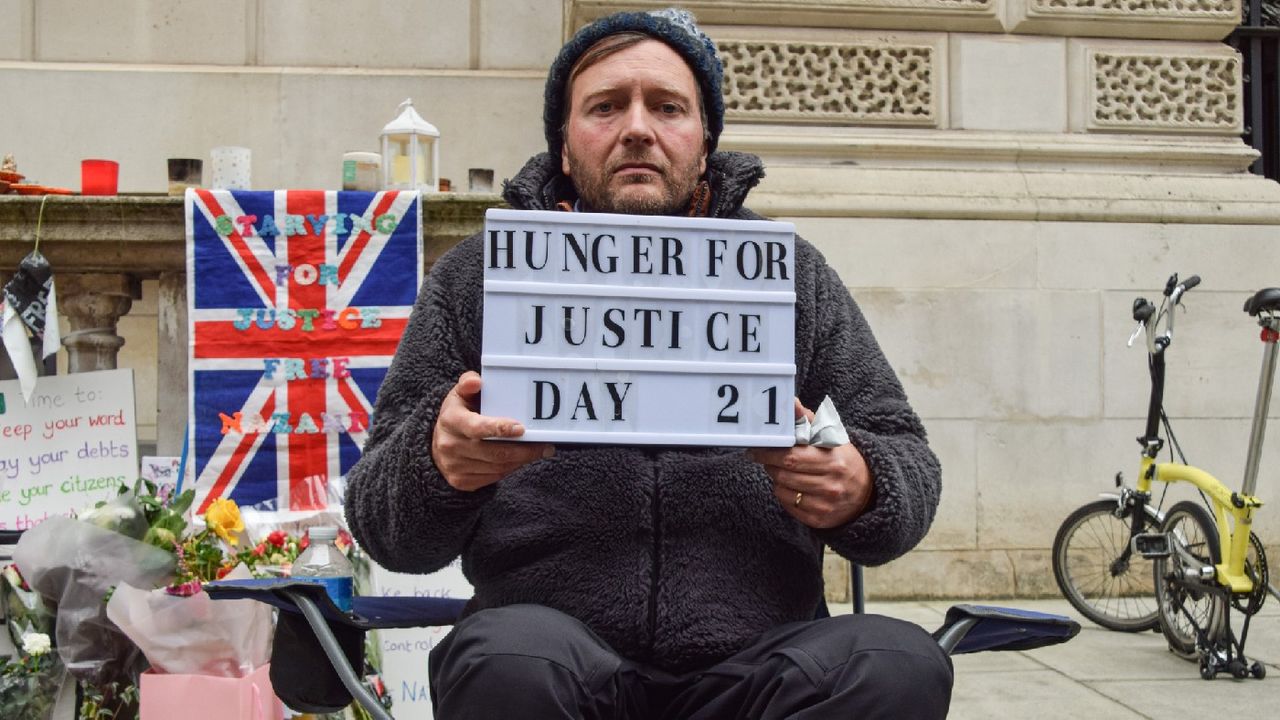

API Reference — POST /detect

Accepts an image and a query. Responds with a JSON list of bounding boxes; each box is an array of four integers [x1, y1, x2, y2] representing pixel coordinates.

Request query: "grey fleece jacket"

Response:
[[345, 151, 942, 673]]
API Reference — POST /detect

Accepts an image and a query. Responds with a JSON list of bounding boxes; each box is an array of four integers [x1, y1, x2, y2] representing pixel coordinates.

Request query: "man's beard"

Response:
[[566, 148, 702, 215]]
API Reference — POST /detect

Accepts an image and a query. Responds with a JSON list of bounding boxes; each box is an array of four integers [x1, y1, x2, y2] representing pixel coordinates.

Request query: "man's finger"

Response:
[[794, 397, 815, 422], [773, 483, 829, 512], [453, 371, 484, 409], [438, 396, 526, 441], [447, 438, 554, 467], [749, 445, 832, 473], [766, 468, 835, 495]]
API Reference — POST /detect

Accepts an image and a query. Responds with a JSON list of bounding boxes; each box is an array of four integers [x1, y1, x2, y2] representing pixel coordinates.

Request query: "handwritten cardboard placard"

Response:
[[140, 456, 182, 486], [0, 369, 138, 530], [368, 559, 471, 719], [481, 209, 795, 446]]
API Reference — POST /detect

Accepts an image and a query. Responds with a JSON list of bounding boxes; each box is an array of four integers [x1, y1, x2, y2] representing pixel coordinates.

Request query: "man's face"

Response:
[[561, 38, 707, 215]]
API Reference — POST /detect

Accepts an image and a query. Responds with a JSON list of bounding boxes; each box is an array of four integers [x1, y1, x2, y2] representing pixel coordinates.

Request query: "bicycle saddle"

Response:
[[1243, 287, 1280, 316]]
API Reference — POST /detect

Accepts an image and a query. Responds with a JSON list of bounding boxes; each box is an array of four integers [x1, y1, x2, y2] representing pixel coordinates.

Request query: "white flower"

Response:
[[21, 632, 51, 656]]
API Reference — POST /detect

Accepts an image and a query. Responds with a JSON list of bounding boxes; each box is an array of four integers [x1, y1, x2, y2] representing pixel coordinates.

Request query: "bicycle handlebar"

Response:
[[1129, 273, 1200, 354]]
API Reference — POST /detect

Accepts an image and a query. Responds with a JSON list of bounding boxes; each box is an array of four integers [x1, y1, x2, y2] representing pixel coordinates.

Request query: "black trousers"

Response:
[[428, 604, 953, 719]]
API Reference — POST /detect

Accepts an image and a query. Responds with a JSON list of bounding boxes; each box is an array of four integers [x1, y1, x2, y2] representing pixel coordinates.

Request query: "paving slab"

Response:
[[1086, 677, 1280, 717], [868, 597, 1280, 719], [948, 669, 1147, 720]]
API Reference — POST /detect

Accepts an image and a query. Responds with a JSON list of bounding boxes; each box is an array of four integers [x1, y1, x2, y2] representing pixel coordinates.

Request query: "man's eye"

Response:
[[592, 102, 614, 114], [659, 103, 681, 114]]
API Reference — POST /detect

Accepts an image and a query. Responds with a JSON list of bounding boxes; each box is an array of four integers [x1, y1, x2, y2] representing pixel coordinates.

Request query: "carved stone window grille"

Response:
[[1032, 0, 1239, 18], [1091, 52, 1241, 132], [718, 40, 938, 126]]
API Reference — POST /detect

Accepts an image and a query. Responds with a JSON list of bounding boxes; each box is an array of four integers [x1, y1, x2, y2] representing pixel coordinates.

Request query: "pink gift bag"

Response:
[[140, 663, 283, 720]]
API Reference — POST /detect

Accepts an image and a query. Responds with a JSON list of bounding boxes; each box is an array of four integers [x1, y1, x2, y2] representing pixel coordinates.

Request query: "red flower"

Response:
[[253, 543, 268, 557], [166, 579, 203, 597], [267, 530, 288, 548], [216, 565, 234, 580], [299, 534, 310, 551]]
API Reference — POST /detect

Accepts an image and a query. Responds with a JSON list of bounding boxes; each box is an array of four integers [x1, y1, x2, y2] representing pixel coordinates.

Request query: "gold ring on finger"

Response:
[[794, 491, 804, 508]]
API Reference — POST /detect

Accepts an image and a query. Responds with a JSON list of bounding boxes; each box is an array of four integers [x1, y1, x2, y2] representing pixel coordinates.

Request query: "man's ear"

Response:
[[561, 140, 572, 177], [698, 140, 708, 177]]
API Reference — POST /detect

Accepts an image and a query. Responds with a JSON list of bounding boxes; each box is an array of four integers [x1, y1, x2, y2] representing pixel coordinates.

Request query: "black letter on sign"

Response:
[[765, 241, 788, 280], [634, 308, 662, 348], [572, 382, 597, 420], [736, 241, 762, 280], [602, 308, 625, 348], [534, 380, 560, 420], [525, 305, 545, 345], [661, 236, 684, 276], [605, 382, 632, 421], [563, 306, 590, 346], [706, 238, 727, 277], [740, 314, 761, 353], [706, 312, 729, 351], [717, 384, 740, 423], [489, 230, 515, 269]]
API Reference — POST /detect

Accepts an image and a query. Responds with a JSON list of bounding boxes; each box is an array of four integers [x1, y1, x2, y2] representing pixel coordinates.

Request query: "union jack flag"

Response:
[[185, 189, 421, 513]]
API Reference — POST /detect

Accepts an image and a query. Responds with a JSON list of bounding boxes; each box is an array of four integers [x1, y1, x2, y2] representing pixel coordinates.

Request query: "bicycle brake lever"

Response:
[[1127, 322, 1144, 347]]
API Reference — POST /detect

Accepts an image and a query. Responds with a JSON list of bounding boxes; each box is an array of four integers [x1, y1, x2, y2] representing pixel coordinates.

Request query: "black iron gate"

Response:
[[1229, 0, 1280, 179]]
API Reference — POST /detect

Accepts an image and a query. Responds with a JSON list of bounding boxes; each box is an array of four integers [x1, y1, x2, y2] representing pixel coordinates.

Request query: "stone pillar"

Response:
[[155, 272, 188, 456], [58, 273, 141, 373]]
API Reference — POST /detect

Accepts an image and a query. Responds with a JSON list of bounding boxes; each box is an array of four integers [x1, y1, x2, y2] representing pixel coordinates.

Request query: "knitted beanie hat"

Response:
[[544, 8, 725, 158]]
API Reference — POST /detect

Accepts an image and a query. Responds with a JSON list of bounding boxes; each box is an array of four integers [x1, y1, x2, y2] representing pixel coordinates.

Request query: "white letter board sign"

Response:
[[480, 208, 795, 447]]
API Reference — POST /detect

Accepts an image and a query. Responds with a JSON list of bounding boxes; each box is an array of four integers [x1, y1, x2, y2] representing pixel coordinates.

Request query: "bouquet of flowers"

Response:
[[13, 488, 175, 690], [96, 487, 275, 678], [0, 631, 63, 720], [12, 481, 276, 718], [1, 564, 54, 649], [233, 528, 309, 578], [12, 477, 368, 719]]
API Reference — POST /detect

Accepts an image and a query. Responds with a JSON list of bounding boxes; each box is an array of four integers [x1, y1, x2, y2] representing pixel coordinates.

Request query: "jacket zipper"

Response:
[[648, 454, 662, 655]]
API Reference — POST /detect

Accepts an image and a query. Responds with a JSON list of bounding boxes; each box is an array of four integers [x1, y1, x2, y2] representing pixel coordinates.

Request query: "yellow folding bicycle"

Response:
[[1053, 273, 1279, 679]]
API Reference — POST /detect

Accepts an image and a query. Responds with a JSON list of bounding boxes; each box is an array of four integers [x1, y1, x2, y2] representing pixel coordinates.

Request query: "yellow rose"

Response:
[[205, 498, 244, 546]]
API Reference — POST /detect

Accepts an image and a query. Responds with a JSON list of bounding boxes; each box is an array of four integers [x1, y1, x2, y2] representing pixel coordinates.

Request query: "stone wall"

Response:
[[2, 0, 1278, 599], [0, 0, 555, 192]]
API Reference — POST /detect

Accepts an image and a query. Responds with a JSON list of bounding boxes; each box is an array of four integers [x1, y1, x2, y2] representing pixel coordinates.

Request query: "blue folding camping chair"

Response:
[[207, 573, 1080, 720]]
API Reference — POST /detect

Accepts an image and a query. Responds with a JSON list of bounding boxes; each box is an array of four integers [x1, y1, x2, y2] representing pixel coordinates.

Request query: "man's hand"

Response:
[[432, 371, 555, 491], [748, 398, 874, 529]]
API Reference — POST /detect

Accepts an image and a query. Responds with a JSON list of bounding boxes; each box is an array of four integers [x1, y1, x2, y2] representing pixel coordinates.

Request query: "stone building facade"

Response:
[[1, 0, 1277, 598]]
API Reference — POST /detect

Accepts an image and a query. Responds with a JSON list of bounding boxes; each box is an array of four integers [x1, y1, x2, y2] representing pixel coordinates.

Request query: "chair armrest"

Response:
[[933, 604, 1081, 655]]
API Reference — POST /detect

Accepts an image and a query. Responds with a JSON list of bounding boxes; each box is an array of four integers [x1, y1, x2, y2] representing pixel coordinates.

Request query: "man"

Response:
[[346, 8, 951, 718]]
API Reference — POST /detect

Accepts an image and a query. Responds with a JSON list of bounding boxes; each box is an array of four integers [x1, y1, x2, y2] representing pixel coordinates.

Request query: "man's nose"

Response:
[[620, 103, 656, 146]]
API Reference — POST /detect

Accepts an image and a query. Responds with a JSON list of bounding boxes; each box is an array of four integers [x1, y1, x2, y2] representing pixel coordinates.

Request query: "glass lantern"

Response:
[[380, 98, 440, 192]]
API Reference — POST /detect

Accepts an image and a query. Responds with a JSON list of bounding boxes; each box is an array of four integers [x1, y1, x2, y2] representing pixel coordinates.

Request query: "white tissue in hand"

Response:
[[793, 396, 850, 448], [794, 416, 812, 445]]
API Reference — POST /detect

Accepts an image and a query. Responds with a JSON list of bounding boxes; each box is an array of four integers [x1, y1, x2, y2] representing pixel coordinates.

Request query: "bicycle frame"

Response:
[[1136, 459, 1261, 595], [1131, 281, 1278, 599]]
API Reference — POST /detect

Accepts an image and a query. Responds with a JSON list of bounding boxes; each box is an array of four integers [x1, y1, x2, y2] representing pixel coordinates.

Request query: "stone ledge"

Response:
[[0, 192, 501, 276], [1007, 0, 1241, 42], [739, 163, 1280, 225], [572, 0, 1239, 40], [722, 126, 1259, 173], [571, 0, 1004, 36]]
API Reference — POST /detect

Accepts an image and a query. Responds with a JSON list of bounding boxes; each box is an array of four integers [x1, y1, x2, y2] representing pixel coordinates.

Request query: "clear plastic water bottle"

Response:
[[291, 526, 354, 613]]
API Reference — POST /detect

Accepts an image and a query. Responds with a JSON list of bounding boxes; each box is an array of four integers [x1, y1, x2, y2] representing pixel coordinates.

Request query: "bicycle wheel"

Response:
[[1153, 500, 1226, 660], [1052, 499, 1160, 631]]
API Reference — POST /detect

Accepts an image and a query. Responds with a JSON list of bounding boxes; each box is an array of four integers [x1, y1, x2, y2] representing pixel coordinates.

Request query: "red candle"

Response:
[[81, 159, 119, 196]]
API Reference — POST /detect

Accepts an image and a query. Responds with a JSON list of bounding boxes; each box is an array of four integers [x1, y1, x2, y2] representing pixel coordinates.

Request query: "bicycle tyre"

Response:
[[1153, 500, 1227, 660], [1052, 499, 1160, 632]]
